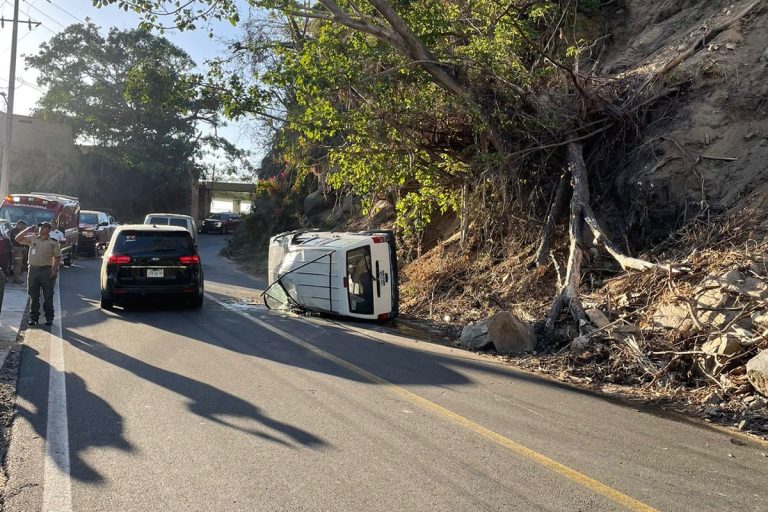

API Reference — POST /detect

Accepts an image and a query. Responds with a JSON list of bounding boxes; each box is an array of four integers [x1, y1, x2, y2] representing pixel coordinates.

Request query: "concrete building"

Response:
[[0, 112, 75, 193]]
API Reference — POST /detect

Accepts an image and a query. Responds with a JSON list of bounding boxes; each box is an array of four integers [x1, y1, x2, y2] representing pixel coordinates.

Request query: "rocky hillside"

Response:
[[396, 0, 768, 437]]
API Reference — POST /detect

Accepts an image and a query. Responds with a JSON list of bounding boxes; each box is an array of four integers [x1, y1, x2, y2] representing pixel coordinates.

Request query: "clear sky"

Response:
[[0, 0, 262, 172]]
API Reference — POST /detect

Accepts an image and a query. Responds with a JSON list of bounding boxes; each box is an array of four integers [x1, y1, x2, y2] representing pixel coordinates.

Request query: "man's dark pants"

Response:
[[0, 268, 6, 313], [28, 266, 54, 322]]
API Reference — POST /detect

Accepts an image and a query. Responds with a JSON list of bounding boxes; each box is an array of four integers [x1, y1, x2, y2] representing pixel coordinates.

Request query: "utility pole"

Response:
[[0, 1, 41, 197]]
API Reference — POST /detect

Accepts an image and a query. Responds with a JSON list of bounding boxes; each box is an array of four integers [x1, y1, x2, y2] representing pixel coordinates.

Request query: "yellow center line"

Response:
[[209, 294, 659, 512]]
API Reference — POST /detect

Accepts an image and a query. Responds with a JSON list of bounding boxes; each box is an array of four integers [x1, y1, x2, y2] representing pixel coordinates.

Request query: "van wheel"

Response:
[[90, 245, 99, 257], [100, 295, 114, 310], [191, 294, 204, 308], [63, 254, 73, 267]]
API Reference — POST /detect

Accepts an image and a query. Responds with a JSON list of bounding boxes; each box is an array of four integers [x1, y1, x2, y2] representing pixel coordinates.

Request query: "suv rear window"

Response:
[[114, 231, 194, 255], [147, 217, 169, 225], [81, 213, 99, 224], [169, 218, 188, 228]]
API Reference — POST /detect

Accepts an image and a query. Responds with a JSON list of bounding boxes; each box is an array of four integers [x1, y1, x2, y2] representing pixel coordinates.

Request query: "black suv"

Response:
[[100, 225, 204, 309]]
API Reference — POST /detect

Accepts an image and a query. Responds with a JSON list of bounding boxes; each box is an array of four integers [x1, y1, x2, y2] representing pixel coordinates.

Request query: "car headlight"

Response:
[[215, 222, 222, 227], [83, 231, 94, 237]]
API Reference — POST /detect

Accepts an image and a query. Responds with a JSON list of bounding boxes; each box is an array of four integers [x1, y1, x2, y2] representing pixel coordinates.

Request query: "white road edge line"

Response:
[[42, 276, 72, 511]]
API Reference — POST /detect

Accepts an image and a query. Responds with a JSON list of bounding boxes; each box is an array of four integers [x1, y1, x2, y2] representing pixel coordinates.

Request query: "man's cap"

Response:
[[37, 222, 52, 229], [16, 220, 26, 225]]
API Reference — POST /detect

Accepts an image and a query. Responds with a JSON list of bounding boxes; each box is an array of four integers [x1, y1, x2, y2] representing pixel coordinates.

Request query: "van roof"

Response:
[[144, 213, 193, 219], [7, 193, 78, 203], [27, 192, 80, 202]]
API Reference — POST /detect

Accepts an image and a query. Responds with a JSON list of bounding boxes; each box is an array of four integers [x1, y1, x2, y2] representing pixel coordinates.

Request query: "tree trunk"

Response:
[[530, 172, 568, 268], [460, 182, 469, 247], [547, 143, 657, 334], [547, 144, 589, 331]]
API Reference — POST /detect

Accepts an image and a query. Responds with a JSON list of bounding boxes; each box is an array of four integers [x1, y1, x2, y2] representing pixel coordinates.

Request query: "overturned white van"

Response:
[[263, 230, 399, 321]]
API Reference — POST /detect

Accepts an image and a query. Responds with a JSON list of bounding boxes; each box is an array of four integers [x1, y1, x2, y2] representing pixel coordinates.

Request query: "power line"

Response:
[[21, 0, 65, 30], [0, 26, 33, 54], [43, 0, 84, 25]]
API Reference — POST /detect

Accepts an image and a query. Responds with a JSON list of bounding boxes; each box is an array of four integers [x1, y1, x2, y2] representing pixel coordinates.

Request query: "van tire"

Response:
[[63, 253, 72, 267], [191, 294, 204, 308]]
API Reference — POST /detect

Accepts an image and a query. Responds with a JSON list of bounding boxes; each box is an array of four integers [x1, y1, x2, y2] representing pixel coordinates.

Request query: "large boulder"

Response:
[[651, 302, 693, 331], [367, 199, 395, 226], [700, 334, 742, 375], [341, 194, 359, 214], [304, 190, 331, 215], [459, 312, 536, 354], [747, 350, 768, 397]]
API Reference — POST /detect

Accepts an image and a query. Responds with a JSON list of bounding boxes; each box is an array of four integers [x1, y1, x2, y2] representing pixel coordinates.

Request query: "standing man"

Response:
[[49, 220, 66, 243], [15, 222, 61, 327], [9, 220, 27, 284]]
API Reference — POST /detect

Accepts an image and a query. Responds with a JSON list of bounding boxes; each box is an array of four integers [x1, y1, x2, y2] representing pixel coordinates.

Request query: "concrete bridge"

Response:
[[192, 180, 255, 220]]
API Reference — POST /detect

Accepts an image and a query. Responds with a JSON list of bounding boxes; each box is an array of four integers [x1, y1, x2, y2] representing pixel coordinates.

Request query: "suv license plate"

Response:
[[147, 269, 164, 278]]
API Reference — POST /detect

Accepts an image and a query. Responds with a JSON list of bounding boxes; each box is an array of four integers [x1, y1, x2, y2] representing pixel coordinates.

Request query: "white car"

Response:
[[143, 213, 198, 246]]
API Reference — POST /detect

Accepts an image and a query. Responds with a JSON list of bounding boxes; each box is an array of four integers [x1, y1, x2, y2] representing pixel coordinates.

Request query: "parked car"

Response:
[[100, 225, 204, 309], [0, 193, 80, 266], [79, 210, 118, 257], [200, 212, 242, 234], [143, 213, 198, 246]]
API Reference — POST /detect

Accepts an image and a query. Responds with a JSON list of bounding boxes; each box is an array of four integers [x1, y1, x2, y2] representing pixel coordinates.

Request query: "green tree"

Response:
[[27, 22, 239, 179]]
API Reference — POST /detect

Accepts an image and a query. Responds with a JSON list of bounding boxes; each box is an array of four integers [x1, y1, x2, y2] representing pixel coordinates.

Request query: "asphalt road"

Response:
[[3, 234, 768, 511]]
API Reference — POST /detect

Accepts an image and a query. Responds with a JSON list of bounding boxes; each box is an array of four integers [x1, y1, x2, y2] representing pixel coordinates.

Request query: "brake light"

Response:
[[179, 255, 200, 265], [377, 313, 390, 321], [371, 236, 385, 243], [108, 254, 131, 265]]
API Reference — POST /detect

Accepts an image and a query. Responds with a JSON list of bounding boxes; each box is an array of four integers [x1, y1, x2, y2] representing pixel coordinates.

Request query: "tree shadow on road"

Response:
[[63, 328, 327, 451], [15, 345, 134, 483]]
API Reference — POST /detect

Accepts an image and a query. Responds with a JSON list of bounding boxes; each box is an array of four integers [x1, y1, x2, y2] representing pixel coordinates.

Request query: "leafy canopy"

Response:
[[27, 21, 238, 177]]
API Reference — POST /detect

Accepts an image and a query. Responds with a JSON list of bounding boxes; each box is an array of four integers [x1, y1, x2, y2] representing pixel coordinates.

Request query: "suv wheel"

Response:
[[100, 295, 114, 310]]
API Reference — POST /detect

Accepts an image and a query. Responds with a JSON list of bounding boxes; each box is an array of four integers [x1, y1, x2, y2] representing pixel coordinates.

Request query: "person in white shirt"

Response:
[[49, 221, 66, 243]]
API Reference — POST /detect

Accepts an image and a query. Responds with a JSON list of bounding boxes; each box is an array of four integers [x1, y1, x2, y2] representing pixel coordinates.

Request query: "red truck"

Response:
[[0, 193, 81, 266]]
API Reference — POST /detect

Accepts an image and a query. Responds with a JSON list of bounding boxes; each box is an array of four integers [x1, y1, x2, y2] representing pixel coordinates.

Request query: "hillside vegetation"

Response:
[[118, 0, 768, 436]]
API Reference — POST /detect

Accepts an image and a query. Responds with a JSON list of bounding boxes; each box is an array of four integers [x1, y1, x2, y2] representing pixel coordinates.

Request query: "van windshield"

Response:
[[114, 231, 194, 255], [0, 206, 56, 225]]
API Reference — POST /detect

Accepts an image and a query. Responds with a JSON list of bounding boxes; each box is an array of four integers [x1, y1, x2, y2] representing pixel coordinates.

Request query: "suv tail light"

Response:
[[108, 254, 131, 265], [179, 255, 200, 265]]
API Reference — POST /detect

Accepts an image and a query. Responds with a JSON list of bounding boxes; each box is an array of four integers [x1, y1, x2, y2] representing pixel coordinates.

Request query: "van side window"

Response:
[[346, 247, 373, 314]]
